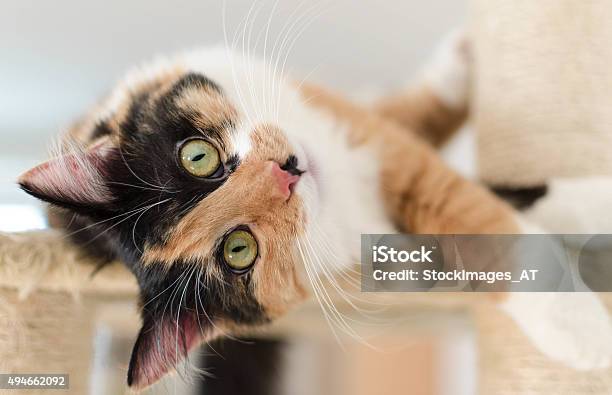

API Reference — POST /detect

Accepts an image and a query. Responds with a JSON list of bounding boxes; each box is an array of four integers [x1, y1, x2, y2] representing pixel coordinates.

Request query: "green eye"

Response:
[[179, 139, 220, 177], [223, 230, 258, 272]]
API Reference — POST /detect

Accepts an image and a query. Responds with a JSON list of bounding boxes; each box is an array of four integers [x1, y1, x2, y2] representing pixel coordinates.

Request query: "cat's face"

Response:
[[19, 49, 322, 389]]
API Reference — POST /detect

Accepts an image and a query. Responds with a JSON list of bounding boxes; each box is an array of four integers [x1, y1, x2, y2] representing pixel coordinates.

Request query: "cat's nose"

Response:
[[280, 155, 305, 176], [270, 161, 300, 200]]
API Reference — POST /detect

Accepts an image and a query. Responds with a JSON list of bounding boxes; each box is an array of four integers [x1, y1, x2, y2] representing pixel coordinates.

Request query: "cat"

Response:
[[16, 39, 608, 390]]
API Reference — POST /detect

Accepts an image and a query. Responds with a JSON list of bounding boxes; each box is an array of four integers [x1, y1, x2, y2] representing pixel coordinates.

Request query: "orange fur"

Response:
[[375, 85, 467, 148], [174, 86, 238, 132], [301, 83, 519, 234]]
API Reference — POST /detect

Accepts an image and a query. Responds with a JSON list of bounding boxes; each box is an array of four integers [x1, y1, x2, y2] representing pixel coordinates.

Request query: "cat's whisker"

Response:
[[193, 266, 227, 355], [118, 147, 174, 191], [312, 225, 396, 316], [130, 198, 173, 255], [196, 265, 242, 343], [159, 268, 190, 327], [311, 232, 361, 284], [155, 268, 193, 389], [171, 193, 203, 222], [274, 1, 327, 121], [107, 181, 180, 194], [238, 0, 264, 124], [78, 199, 172, 248], [59, 196, 161, 240], [306, 228, 390, 314], [299, 240, 356, 337], [296, 240, 346, 349], [174, 264, 197, 383], [174, 262, 245, 384], [269, 0, 312, 121], [310, 222, 367, 281], [224, 0, 259, 130], [287, 63, 323, 118], [312, 222, 368, 280], [300, 234, 388, 351], [242, 1, 263, 122], [157, 269, 193, 386], [302, 234, 383, 323], [300, 238, 378, 351], [141, 266, 190, 309], [156, 178, 175, 205], [261, 0, 281, 117]]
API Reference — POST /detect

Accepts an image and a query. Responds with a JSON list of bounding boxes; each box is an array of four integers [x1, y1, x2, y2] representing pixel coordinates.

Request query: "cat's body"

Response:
[[19, 46, 517, 388], [48, 48, 515, 268], [18, 39, 610, 390]]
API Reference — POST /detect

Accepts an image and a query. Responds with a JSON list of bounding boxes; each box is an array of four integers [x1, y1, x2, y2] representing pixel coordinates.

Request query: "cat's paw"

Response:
[[424, 28, 471, 109], [501, 292, 612, 370], [524, 177, 612, 234]]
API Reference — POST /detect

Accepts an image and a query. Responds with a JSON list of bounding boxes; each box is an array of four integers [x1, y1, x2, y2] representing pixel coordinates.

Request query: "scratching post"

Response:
[[469, 1, 612, 393], [470, 0, 612, 187], [475, 302, 612, 395], [0, 231, 138, 394]]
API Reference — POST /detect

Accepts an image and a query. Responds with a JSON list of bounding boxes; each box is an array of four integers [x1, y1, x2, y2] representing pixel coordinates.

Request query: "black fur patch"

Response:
[[91, 120, 113, 140], [74, 72, 238, 262], [134, 259, 267, 326]]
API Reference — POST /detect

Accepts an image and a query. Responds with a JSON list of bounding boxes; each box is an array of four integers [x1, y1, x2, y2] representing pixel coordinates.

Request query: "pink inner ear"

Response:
[[127, 313, 203, 389], [18, 141, 114, 206]]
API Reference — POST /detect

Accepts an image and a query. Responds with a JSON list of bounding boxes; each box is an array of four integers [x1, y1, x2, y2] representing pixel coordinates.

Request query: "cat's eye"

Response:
[[223, 230, 258, 272], [179, 139, 220, 177]]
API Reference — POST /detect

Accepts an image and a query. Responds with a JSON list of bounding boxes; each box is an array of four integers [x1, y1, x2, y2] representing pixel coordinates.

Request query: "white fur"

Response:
[[524, 177, 612, 234], [422, 29, 470, 109], [501, 207, 612, 370], [502, 291, 612, 370]]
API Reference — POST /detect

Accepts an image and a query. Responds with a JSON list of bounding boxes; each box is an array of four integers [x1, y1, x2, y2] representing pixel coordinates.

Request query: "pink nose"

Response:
[[270, 161, 300, 199]]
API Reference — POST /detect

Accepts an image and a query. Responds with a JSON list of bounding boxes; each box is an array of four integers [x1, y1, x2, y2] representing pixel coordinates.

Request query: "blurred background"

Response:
[[1, 1, 475, 394]]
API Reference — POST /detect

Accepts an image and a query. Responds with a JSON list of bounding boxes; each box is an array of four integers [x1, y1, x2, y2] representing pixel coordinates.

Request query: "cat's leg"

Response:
[[375, 29, 471, 147], [506, 179, 612, 370]]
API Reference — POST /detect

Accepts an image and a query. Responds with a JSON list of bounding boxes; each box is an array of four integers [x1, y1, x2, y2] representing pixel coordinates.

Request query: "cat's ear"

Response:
[[127, 312, 203, 389], [18, 138, 117, 212]]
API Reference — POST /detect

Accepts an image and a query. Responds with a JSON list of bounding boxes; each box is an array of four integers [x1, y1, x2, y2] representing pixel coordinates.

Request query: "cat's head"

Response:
[[18, 48, 325, 389]]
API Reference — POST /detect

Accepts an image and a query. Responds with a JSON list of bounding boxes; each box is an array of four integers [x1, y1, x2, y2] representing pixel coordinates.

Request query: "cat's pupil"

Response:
[[192, 153, 205, 161], [232, 245, 246, 253]]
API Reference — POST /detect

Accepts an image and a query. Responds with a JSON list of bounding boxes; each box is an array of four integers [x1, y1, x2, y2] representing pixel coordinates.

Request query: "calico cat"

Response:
[[17, 41, 605, 390]]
